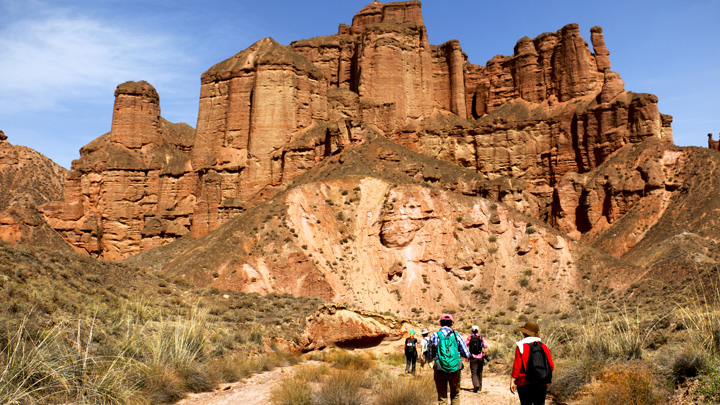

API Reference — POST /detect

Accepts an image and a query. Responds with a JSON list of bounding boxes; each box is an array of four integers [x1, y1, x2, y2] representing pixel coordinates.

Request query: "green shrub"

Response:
[[697, 363, 720, 403]]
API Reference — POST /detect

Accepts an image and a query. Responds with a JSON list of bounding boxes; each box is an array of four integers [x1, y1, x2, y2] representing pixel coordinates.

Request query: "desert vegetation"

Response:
[[0, 241, 319, 404], [5, 233, 720, 404], [270, 350, 435, 405]]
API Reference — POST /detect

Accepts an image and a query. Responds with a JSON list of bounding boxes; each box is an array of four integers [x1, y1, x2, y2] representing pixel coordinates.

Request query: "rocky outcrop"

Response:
[[300, 303, 420, 351], [0, 132, 69, 249], [128, 134, 636, 317], [192, 38, 330, 236], [41, 81, 196, 259], [39, 1, 673, 259], [549, 138, 686, 253]]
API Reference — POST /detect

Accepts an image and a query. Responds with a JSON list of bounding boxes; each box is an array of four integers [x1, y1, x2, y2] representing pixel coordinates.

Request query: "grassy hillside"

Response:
[[0, 241, 321, 403]]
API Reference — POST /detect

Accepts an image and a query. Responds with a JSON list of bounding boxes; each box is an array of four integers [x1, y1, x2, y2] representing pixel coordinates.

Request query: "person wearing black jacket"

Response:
[[404, 330, 419, 375]]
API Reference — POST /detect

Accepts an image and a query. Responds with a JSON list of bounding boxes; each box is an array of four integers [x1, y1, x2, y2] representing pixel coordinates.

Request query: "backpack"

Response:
[[422, 337, 433, 359], [405, 337, 417, 357], [524, 342, 552, 384], [436, 330, 461, 373], [469, 335, 483, 355]]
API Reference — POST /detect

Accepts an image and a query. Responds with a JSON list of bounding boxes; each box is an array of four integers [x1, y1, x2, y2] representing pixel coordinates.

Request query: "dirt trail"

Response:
[[176, 362, 519, 405]]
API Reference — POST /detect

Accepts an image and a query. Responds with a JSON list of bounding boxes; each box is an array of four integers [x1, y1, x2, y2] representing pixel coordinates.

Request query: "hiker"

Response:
[[465, 325, 488, 393], [430, 314, 470, 405], [419, 328, 431, 373], [510, 321, 554, 405], [405, 330, 418, 375]]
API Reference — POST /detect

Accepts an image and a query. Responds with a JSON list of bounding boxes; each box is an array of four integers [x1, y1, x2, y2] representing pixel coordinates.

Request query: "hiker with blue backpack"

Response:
[[510, 321, 554, 405], [465, 325, 488, 393], [429, 313, 470, 405]]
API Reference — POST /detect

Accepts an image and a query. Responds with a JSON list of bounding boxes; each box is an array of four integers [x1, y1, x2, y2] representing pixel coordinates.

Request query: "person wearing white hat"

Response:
[[419, 328, 431, 373], [465, 325, 488, 392]]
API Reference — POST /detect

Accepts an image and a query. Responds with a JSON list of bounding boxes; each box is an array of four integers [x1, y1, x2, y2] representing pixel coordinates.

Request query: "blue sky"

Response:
[[1, 0, 718, 169]]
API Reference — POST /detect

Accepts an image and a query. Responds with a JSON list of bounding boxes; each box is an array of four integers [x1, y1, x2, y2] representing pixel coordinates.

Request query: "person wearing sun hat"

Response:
[[419, 327, 432, 373], [510, 321, 554, 405], [404, 329, 419, 375], [429, 313, 470, 405]]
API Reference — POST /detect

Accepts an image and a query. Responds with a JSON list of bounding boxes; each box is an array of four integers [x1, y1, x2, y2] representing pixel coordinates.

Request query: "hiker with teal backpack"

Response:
[[510, 321, 554, 405], [429, 314, 470, 405]]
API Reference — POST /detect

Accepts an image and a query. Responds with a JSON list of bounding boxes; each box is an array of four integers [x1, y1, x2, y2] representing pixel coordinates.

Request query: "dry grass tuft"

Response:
[[580, 362, 668, 405], [270, 374, 313, 405], [310, 349, 376, 370], [313, 369, 369, 405], [372, 372, 435, 405]]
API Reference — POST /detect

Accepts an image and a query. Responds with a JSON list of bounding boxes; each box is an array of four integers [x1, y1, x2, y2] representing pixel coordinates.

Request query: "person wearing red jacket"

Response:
[[510, 321, 554, 405]]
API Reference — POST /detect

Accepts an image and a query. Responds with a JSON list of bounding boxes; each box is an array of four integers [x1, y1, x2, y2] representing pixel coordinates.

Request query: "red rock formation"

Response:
[[40, 1, 673, 259], [395, 22, 672, 209], [300, 303, 420, 351], [0, 132, 69, 249], [291, 0, 460, 130], [110, 81, 162, 148], [191, 37, 330, 236], [41, 81, 196, 259], [708, 133, 720, 150], [591, 26, 611, 72]]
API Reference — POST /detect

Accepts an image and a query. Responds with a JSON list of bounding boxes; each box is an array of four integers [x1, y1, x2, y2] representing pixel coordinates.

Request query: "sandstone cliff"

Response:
[[128, 133, 638, 317], [41, 81, 196, 259], [39, 1, 674, 261]]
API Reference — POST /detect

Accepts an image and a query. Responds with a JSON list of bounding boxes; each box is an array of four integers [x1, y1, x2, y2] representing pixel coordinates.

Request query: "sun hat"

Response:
[[471, 325, 479, 331], [421, 328, 429, 335], [440, 313, 454, 322], [519, 321, 540, 337]]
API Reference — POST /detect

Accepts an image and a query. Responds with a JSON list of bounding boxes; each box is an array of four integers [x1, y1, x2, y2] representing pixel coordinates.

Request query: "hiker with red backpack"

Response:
[[465, 325, 488, 393], [429, 314, 470, 405], [510, 321, 554, 405]]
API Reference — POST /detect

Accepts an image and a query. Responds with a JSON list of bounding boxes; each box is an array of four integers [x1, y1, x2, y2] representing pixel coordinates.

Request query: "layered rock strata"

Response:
[[397, 23, 672, 207], [128, 134, 638, 318], [41, 81, 196, 259], [191, 37, 330, 237], [40, 1, 673, 259]]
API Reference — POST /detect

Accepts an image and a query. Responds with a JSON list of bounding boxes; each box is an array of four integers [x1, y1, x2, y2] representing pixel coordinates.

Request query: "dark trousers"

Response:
[[517, 383, 547, 405], [434, 368, 461, 405], [405, 354, 416, 374], [469, 358, 484, 391]]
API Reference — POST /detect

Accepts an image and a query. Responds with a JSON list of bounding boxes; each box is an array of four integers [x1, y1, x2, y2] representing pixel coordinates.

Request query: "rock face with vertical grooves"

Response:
[[39, 1, 672, 261], [41, 81, 196, 259]]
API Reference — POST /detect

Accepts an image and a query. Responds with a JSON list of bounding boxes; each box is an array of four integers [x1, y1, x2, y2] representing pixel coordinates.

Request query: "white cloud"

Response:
[[0, 2, 191, 112]]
